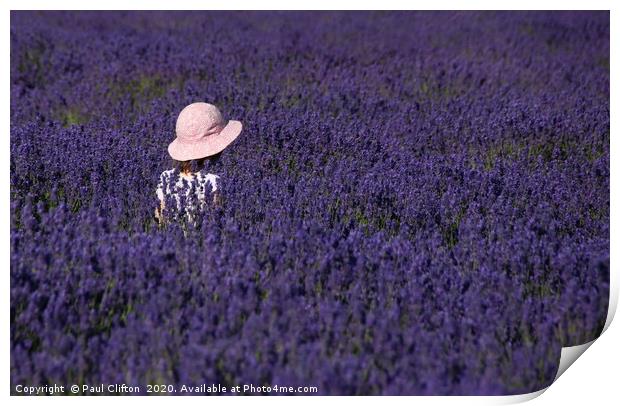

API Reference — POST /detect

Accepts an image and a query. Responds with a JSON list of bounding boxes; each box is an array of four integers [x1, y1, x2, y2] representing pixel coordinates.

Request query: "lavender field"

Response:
[[10, 11, 609, 395]]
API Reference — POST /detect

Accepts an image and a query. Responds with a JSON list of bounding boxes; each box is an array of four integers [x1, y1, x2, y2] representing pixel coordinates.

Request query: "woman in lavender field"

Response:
[[155, 102, 242, 226], [10, 12, 609, 395]]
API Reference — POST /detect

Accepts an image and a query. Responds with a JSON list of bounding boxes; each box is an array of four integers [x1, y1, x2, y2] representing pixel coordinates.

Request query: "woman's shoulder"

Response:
[[159, 168, 176, 180], [196, 171, 220, 191], [156, 169, 177, 199], [200, 172, 220, 182], [161, 168, 189, 185]]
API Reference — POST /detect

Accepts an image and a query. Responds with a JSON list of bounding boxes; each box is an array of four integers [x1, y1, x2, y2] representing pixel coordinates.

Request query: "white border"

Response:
[[1, 1, 615, 11], [3, 2, 617, 405]]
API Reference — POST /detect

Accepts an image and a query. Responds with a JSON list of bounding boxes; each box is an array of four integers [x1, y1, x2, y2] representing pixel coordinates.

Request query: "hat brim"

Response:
[[168, 120, 242, 161]]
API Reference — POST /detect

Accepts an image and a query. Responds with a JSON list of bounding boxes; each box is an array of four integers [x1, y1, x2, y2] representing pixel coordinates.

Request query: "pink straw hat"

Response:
[[168, 102, 242, 161]]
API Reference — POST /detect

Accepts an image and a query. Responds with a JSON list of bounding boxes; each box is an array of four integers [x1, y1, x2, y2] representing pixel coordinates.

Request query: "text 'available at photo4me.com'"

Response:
[[14, 383, 320, 395]]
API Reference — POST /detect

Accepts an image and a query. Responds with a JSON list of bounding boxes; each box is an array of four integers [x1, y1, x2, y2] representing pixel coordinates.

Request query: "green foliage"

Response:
[[57, 107, 89, 127]]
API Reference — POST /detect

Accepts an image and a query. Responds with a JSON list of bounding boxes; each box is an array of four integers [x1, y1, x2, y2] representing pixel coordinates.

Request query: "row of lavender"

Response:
[[11, 11, 609, 394]]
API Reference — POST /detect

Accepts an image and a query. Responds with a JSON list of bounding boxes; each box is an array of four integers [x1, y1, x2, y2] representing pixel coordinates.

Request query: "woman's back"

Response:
[[156, 168, 220, 225]]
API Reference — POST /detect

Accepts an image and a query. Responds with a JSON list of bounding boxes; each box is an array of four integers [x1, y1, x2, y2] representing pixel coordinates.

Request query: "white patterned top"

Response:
[[156, 168, 219, 224]]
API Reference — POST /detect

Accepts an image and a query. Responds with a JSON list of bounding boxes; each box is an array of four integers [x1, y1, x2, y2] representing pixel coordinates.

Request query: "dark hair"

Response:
[[173, 152, 223, 174]]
